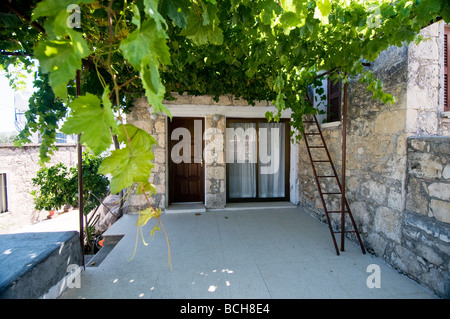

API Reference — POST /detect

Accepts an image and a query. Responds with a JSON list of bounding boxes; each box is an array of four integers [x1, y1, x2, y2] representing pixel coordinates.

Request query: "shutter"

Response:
[[445, 26, 449, 112], [327, 77, 342, 122], [0, 174, 7, 213]]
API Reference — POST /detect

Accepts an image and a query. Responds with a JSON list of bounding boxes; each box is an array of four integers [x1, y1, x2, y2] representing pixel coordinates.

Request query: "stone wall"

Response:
[[299, 42, 410, 241], [126, 97, 167, 212], [204, 114, 226, 209], [297, 22, 449, 297], [402, 136, 450, 297], [0, 144, 77, 234]]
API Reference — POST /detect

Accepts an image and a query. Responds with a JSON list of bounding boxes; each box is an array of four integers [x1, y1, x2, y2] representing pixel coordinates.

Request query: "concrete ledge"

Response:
[[0, 231, 82, 299]]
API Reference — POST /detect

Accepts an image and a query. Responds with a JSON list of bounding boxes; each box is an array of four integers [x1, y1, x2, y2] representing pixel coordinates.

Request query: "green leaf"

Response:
[[33, 31, 90, 100], [160, 0, 189, 29], [143, 0, 167, 31], [131, 3, 141, 28], [140, 61, 172, 117], [117, 124, 157, 151], [280, 11, 305, 29], [99, 124, 158, 193], [441, 1, 450, 22], [98, 146, 155, 194], [315, 0, 331, 23], [180, 9, 224, 45], [120, 18, 171, 69], [60, 91, 116, 155], [32, 0, 93, 21]]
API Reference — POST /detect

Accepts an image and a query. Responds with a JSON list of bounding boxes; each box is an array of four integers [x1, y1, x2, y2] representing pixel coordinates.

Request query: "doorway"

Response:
[[168, 117, 205, 203]]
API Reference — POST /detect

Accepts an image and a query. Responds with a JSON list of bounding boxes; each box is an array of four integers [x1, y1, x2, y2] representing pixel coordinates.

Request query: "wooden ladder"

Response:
[[302, 115, 366, 255]]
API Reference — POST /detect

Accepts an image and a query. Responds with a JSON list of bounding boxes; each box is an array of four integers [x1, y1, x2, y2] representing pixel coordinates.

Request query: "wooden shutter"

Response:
[[327, 77, 342, 122], [445, 26, 450, 112], [0, 173, 7, 213]]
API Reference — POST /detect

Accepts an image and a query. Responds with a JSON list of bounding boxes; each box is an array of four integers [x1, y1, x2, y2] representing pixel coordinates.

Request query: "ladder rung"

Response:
[[304, 133, 321, 135], [322, 192, 341, 195], [327, 210, 350, 214], [333, 230, 357, 234], [312, 160, 330, 163], [317, 175, 336, 178], [309, 146, 325, 148]]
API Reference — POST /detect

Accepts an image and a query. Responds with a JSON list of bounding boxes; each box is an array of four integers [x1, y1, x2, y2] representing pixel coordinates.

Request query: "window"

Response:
[[445, 25, 450, 112], [56, 132, 67, 143], [0, 173, 7, 213], [226, 119, 290, 202], [327, 77, 342, 122]]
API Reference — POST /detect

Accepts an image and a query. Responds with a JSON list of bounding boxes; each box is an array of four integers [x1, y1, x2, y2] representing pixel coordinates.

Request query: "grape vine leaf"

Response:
[[33, 30, 90, 100], [31, 0, 93, 21], [117, 124, 157, 151], [60, 90, 116, 155], [159, 0, 190, 29], [98, 145, 155, 194], [179, 8, 224, 45], [98, 124, 157, 194], [120, 18, 171, 69]]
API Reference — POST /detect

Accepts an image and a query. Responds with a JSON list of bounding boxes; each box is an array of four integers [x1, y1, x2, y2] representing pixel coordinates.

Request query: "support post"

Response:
[[76, 70, 85, 268], [341, 80, 348, 252]]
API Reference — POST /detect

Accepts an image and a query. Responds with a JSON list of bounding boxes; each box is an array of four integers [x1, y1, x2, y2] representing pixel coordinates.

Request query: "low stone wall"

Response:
[[0, 144, 77, 234], [402, 137, 450, 297], [0, 231, 82, 299]]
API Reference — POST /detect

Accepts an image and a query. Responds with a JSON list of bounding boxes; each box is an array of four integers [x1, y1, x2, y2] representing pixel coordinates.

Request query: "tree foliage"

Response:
[[1, 0, 448, 254]]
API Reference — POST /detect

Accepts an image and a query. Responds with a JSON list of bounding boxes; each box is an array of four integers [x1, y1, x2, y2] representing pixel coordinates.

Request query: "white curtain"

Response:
[[258, 123, 285, 198], [227, 123, 257, 198]]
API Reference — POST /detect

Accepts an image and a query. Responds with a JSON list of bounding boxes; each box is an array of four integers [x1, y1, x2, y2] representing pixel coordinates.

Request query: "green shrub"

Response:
[[31, 150, 109, 214]]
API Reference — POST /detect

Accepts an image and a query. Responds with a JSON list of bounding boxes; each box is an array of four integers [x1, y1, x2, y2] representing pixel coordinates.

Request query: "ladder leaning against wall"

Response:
[[301, 114, 366, 256]]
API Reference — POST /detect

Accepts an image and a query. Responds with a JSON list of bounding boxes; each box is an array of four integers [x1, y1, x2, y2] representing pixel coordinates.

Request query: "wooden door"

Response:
[[168, 117, 204, 203]]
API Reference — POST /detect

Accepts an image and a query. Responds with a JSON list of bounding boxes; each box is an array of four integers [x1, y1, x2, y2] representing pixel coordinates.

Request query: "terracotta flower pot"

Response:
[[47, 209, 56, 219]]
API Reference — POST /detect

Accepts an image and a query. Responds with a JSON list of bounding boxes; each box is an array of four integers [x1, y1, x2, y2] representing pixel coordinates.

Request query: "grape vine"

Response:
[[1, 0, 448, 262]]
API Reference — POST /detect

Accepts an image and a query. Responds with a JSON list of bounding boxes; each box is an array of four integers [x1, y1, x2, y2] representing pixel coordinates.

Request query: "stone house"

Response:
[[126, 22, 449, 297], [0, 144, 77, 233]]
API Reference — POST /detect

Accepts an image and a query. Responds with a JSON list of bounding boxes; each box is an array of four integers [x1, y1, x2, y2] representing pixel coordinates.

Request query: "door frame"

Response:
[[226, 118, 291, 203], [168, 117, 205, 204]]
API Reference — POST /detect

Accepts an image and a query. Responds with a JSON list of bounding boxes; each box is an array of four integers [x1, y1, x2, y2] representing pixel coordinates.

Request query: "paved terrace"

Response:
[[59, 205, 437, 299]]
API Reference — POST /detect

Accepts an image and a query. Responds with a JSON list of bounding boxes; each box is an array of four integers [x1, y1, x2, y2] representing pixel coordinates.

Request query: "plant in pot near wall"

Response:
[[31, 163, 75, 218]]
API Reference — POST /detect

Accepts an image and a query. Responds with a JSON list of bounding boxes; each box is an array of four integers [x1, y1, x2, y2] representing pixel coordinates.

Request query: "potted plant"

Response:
[[31, 163, 75, 218]]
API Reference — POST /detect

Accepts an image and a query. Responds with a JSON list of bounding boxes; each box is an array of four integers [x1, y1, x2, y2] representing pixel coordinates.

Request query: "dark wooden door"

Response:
[[168, 117, 204, 203]]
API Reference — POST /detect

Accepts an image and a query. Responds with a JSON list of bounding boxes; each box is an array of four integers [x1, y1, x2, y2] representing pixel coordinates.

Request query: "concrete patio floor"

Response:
[[59, 206, 438, 299]]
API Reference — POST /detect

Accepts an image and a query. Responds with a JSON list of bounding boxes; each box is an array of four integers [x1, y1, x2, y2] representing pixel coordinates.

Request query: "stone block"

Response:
[[406, 177, 429, 216], [430, 199, 450, 224], [416, 243, 444, 267], [374, 109, 406, 135], [205, 193, 225, 209], [408, 153, 443, 179], [374, 206, 401, 243], [154, 119, 165, 134], [428, 182, 450, 201], [361, 180, 386, 205], [404, 212, 450, 243], [443, 165, 450, 180]]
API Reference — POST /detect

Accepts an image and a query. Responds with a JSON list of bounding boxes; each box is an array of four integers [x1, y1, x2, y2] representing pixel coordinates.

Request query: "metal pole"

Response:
[[341, 81, 348, 252], [76, 70, 85, 268]]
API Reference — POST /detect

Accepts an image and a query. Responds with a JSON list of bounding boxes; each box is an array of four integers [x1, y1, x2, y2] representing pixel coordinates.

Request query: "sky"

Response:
[[0, 71, 36, 133], [0, 76, 17, 133]]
